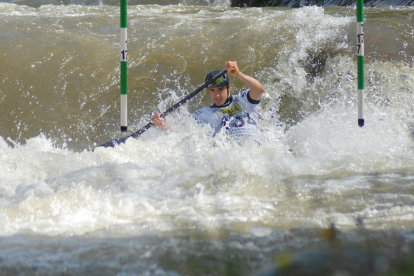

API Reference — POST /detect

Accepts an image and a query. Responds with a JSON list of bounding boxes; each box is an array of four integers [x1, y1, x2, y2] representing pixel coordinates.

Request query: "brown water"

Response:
[[0, 3, 414, 275]]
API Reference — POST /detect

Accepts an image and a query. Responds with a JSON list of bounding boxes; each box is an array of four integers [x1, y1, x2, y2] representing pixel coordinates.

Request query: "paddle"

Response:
[[96, 69, 228, 148]]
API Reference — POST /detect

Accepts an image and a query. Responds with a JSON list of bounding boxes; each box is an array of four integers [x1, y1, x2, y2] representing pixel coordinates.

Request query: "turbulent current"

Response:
[[0, 2, 414, 275]]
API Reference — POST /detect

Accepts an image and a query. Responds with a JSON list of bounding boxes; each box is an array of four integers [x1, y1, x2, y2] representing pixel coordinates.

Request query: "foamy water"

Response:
[[1, 3, 414, 275]]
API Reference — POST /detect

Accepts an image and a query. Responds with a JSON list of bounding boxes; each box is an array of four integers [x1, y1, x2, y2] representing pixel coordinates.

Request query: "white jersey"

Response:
[[193, 89, 263, 138]]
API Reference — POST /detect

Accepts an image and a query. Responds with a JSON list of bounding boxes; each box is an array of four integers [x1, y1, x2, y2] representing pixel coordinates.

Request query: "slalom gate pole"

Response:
[[96, 70, 228, 149], [357, 0, 365, 127], [120, 0, 128, 132]]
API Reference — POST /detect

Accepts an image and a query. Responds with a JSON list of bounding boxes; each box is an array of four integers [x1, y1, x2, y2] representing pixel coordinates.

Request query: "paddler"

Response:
[[151, 61, 265, 139]]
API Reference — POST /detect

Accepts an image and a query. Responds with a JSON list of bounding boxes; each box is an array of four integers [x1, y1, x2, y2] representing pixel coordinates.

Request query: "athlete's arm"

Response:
[[225, 61, 265, 102]]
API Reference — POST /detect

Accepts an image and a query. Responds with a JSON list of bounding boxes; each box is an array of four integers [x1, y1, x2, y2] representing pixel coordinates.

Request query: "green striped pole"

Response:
[[357, 0, 364, 127], [120, 0, 128, 132]]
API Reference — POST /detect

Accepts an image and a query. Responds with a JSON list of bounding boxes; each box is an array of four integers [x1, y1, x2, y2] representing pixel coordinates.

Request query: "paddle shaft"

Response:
[[97, 69, 228, 148]]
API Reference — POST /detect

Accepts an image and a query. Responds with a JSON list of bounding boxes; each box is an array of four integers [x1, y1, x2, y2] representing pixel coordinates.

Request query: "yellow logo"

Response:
[[219, 104, 242, 115]]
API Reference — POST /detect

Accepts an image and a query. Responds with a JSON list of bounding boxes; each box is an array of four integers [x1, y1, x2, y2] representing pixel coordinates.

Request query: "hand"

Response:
[[225, 61, 239, 76], [150, 113, 166, 129]]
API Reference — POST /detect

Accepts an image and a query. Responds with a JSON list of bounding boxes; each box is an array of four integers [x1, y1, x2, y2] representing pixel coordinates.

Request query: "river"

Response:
[[0, 1, 414, 275]]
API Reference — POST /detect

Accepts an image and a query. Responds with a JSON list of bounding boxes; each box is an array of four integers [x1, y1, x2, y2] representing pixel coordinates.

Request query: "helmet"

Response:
[[205, 70, 230, 88]]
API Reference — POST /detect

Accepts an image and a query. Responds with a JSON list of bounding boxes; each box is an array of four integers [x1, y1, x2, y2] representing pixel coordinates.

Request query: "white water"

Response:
[[2, 95, 414, 237], [1, 4, 414, 275]]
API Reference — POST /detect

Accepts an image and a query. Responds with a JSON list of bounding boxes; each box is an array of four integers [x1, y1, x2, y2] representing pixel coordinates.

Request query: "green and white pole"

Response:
[[357, 0, 364, 127], [120, 0, 128, 132]]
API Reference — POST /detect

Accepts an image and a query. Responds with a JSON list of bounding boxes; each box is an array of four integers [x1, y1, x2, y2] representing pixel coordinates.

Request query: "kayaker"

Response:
[[151, 61, 265, 139]]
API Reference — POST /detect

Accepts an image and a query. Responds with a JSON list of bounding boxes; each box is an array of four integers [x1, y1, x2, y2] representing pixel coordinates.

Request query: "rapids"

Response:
[[0, 2, 414, 275]]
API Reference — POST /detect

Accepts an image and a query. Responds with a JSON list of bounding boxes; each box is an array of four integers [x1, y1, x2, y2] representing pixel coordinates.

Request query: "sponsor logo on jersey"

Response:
[[219, 103, 242, 115]]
